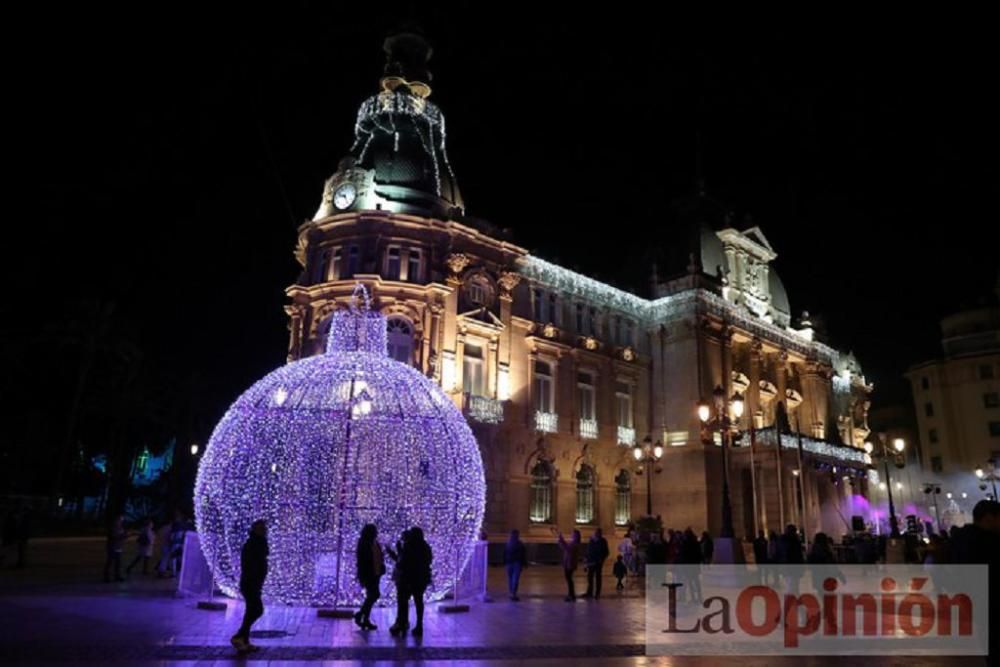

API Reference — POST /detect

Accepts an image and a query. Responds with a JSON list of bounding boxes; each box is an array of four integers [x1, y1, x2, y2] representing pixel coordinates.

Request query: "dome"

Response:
[[194, 287, 485, 605]]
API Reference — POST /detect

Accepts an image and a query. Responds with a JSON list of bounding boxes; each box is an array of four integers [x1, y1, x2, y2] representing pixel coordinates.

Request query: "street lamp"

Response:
[[975, 458, 999, 499], [633, 435, 663, 515], [698, 385, 744, 539], [923, 483, 942, 533], [866, 433, 906, 538], [190, 444, 200, 456]]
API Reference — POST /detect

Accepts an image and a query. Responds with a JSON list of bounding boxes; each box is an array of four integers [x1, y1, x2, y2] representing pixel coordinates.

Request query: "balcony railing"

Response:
[[617, 426, 636, 446], [535, 411, 558, 433], [464, 394, 504, 424], [579, 418, 598, 440]]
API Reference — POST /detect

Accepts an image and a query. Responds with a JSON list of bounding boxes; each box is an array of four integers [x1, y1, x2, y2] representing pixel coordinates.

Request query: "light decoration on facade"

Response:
[[755, 428, 867, 465], [617, 426, 636, 447], [194, 285, 485, 606], [535, 411, 558, 433], [351, 91, 457, 199], [466, 394, 503, 424], [579, 419, 599, 440], [520, 258, 845, 370]]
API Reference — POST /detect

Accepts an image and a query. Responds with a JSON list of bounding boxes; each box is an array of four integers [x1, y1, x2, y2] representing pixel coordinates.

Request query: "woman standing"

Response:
[[553, 528, 581, 602], [354, 523, 385, 631], [390, 527, 433, 637], [503, 529, 527, 601]]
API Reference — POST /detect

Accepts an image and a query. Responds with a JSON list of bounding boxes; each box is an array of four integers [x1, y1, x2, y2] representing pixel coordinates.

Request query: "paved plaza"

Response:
[[0, 538, 985, 666]]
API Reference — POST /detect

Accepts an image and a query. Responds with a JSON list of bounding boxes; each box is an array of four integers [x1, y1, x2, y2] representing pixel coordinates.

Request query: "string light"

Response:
[[195, 285, 485, 606]]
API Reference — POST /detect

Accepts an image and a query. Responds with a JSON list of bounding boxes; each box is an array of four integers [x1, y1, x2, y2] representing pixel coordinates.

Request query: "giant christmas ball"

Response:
[[194, 290, 485, 605]]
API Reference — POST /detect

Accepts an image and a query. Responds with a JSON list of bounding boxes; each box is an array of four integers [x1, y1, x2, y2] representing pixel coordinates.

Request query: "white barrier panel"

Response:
[[455, 540, 488, 601], [176, 532, 214, 598]]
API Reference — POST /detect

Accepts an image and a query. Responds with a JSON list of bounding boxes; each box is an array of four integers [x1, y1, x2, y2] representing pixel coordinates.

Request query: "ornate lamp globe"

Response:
[[194, 286, 485, 606]]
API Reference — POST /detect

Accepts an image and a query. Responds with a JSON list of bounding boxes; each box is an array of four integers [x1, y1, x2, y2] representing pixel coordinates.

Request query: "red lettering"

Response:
[[736, 586, 780, 637]]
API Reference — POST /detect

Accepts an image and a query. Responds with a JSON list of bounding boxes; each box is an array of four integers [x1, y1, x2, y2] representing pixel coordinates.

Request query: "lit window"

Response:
[[577, 372, 596, 422], [575, 465, 595, 524], [529, 461, 552, 523], [385, 247, 401, 280], [533, 361, 554, 415], [330, 247, 343, 280], [386, 317, 413, 364], [614, 470, 631, 526], [463, 343, 485, 396], [616, 382, 633, 429], [406, 248, 422, 282]]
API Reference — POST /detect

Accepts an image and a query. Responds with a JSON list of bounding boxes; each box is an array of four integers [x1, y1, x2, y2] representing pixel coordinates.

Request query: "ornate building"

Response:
[[285, 32, 876, 543]]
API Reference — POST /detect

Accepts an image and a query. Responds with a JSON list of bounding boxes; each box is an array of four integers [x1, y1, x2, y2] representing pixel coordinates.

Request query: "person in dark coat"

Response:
[[389, 527, 433, 637], [583, 528, 610, 600], [753, 530, 769, 564], [951, 500, 1000, 663], [103, 515, 126, 582], [503, 529, 527, 600], [613, 555, 627, 590], [354, 523, 385, 630], [553, 528, 581, 601], [781, 524, 804, 564], [699, 531, 714, 564], [231, 520, 268, 653]]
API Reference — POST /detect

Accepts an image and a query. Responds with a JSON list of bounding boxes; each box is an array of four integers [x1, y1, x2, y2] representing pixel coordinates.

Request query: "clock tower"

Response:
[[313, 29, 464, 221]]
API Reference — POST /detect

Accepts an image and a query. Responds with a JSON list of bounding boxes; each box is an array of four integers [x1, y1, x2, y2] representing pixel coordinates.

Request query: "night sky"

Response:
[[7, 7, 997, 444]]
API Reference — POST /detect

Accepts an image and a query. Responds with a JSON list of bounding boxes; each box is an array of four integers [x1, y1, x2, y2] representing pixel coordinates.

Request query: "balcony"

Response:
[[617, 426, 636, 446], [579, 419, 598, 440], [535, 411, 558, 433], [464, 394, 504, 425]]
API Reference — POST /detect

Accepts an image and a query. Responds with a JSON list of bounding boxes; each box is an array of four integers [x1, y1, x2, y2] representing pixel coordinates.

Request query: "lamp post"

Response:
[[865, 433, 905, 538], [698, 385, 744, 539], [633, 435, 663, 516], [922, 483, 942, 533], [975, 458, 999, 499]]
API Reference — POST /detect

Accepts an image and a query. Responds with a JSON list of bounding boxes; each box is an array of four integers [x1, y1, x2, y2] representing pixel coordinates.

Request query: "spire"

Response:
[[381, 27, 433, 98]]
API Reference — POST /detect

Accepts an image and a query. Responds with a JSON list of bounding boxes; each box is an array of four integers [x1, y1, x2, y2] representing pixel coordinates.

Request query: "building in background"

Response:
[[905, 287, 1000, 485]]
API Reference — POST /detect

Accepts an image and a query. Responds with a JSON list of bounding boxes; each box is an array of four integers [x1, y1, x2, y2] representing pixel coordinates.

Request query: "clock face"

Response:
[[332, 183, 357, 210]]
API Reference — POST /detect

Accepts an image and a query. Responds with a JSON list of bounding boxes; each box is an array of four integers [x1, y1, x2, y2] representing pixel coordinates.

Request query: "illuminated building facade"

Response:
[[285, 32, 875, 542]]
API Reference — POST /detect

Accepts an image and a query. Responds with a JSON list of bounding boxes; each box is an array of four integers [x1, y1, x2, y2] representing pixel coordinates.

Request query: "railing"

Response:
[[617, 426, 636, 446], [535, 411, 558, 433], [579, 419, 598, 440], [465, 394, 504, 424]]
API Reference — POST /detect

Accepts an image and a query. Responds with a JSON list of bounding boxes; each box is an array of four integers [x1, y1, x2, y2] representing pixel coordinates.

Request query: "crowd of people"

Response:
[[88, 498, 1000, 656], [103, 509, 193, 583]]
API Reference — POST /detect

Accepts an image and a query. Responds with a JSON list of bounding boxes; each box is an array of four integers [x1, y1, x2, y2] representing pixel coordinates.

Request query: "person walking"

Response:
[[613, 555, 627, 591], [230, 520, 269, 653], [126, 517, 155, 576], [103, 515, 126, 582], [553, 528, 581, 602], [503, 529, 527, 601], [354, 523, 385, 631], [583, 528, 609, 600], [699, 531, 714, 565]]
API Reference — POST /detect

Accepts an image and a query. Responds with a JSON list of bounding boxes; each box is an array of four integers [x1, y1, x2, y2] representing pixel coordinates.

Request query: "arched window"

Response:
[[386, 317, 414, 365], [576, 464, 595, 524], [529, 461, 552, 523], [614, 469, 631, 526]]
